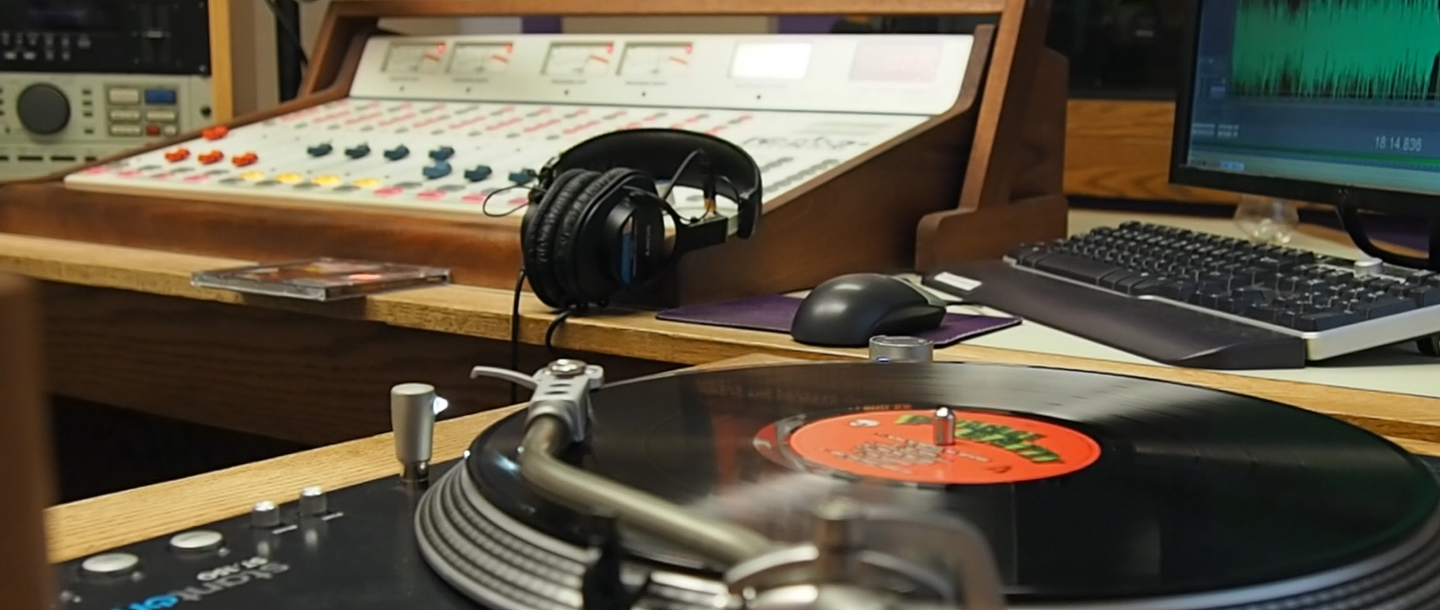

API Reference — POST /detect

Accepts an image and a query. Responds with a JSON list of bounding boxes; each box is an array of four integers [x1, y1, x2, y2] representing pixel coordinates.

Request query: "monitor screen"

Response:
[[1171, 0, 1440, 211]]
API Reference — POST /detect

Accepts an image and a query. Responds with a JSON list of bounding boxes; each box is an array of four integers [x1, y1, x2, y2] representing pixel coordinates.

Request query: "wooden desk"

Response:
[[45, 352, 1440, 565], [3, 210, 1440, 449]]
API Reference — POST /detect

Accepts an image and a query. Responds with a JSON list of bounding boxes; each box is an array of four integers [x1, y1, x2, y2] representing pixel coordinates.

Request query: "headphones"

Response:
[[520, 128, 763, 310]]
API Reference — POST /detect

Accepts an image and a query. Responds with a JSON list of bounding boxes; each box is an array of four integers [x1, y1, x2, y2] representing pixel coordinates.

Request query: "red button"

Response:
[[164, 147, 190, 162], [202, 126, 229, 141], [197, 150, 224, 165], [231, 152, 258, 167], [146, 125, 161, 136]]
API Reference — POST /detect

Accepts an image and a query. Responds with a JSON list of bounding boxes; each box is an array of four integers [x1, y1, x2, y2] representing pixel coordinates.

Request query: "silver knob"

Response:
[[80, 552, 139, 578], [869, 336, 934, 362], [169, 530, 225, 553], [548, 359, 587, 377], [392, 383, 438, 482], [299, 486, 328, 517], [1354, 258, 1383, 276], [251, 500, 281, 529]]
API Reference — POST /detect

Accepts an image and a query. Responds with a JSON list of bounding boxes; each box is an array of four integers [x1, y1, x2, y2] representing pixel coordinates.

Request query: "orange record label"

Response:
[[785, 409, 1101, 484]]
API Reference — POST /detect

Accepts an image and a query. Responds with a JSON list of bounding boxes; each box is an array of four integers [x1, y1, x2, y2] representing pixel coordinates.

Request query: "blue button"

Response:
[[144, 89, 177, 105], [463, 165, 493, 182], [422, 162, 452, 180], [384, 145, 410, 161]]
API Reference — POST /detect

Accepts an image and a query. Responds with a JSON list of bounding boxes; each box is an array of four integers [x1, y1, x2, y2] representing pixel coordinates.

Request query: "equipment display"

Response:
[[1, 0, 1069, 307], [0, 0, 214, 180], [1171, 0, 1440, 269], [52, 359, 1440, 609]]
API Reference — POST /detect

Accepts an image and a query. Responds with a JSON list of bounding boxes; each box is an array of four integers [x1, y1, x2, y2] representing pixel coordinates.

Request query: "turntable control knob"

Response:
[[80, 552, 140, 578], [251, 500, 281, 529], [169, 530, 225, 553], [869, 336, 934, 363], [17, 83, 71, 135], [298, 486, 328, 517], [548, 359, 586, 377], [392, 383, 439, 482]]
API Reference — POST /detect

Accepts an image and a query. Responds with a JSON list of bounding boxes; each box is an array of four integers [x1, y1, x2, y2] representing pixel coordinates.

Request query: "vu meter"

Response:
[[619, 44, 693, 78], [543, 43, 615, 77], [451, 43, 513, 74], [384, 43, 447, 74]]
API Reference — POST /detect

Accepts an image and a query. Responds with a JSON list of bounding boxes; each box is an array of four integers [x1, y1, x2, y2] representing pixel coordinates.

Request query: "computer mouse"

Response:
[[790, 273, 946, 347]]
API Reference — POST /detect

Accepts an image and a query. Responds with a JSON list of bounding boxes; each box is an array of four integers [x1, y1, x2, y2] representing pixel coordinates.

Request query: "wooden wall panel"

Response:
[[1064, 100, 1242, 204]]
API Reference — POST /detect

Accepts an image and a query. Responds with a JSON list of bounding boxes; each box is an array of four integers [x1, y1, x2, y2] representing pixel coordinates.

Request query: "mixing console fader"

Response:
[[66, 34, 974, 222]]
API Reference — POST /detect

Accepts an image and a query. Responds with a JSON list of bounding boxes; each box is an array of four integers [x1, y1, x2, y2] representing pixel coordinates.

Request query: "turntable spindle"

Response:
[[933, 407, 956, 446]]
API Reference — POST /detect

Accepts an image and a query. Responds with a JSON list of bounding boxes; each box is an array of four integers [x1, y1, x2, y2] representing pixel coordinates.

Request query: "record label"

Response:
[[784, 409, 1101, 484]]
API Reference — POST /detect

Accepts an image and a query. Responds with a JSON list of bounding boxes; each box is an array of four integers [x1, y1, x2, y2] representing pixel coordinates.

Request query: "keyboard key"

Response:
[[1032, 253, 1127, 284], [1354, 297, 1416, 320]]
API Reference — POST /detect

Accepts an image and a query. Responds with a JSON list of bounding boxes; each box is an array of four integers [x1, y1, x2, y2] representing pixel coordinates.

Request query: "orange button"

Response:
[[202, 126, 229, 141], [231, 152, 258, 167], [164, 148, 190, 162], [197, 150, 224, 165], [146, 124, 161, 137]]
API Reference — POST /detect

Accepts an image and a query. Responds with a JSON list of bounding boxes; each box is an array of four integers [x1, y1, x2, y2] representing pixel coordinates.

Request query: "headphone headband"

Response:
[[543, 128, 762, 238]]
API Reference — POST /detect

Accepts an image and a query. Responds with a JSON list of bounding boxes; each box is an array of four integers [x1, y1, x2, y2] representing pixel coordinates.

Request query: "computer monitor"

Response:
[[1169, 0, 1440, 220]]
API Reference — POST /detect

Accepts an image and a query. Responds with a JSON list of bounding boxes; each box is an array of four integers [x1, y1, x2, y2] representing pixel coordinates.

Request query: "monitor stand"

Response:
[[1338, 208, 1440, 357]]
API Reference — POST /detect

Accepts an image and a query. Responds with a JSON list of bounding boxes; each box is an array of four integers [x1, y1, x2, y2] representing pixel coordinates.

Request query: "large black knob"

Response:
[[17, 84, 71, 135]]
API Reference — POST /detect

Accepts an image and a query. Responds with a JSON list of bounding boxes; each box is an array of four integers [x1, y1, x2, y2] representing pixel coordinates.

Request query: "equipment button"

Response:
[[107, 88, 141, 105], [231, 152, 258, 167], [345, 144, 371, 159], [463, 165, 493, 182], [145, 124, 160, 136], [202, 126, 229, 140], [108, 124, 142, 136], [276, 173, 303, 184], [429, 146, 455, 160], [162, 125, 177, 136], [144, 110, 177, 122], [108, 109, 141, 122], [143, 89, 178, 105], [384, 145, 410, 160], [197, 150, 224, 165], [298, 486, 328, 517], [508, 168, 537, 184], [313, 175, 341, 187], [240, 171, 266, 181], [164, 148, 190, 162], [307, 143, 333, 157], [81, 553, 140, 577], [169, 530, 224, 553], [354, 178, 381, 188], [422, 161, 452, 180]]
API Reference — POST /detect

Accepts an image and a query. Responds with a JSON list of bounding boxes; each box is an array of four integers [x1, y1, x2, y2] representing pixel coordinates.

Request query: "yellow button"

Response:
[[240, 171, 266, 182], [313, 175, 341, 187], [276, 173, 303, 184], [354, 178, 381, 188]]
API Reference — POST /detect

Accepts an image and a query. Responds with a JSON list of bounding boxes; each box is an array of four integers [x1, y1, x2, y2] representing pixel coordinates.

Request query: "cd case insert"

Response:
[[192, 258, 450, 301]]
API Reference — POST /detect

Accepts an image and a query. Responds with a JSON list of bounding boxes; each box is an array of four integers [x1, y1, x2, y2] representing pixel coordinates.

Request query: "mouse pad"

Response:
[[655, 294, 1020, 348]]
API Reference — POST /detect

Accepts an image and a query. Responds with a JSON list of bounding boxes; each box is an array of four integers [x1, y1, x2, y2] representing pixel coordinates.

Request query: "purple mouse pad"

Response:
[[656, 294, 1019, 348]]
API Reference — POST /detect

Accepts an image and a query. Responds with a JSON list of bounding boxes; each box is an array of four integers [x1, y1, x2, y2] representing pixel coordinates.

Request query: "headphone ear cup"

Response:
[[523, 168, 599, 308], [553, 167, 642, 306]]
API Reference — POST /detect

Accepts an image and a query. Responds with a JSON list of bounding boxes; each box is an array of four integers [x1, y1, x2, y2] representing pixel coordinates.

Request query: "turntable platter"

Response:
[[459, 361, 1440, 603]]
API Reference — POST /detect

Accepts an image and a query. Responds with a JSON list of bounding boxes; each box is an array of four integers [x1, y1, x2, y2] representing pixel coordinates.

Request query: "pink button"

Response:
[[84, 167, 108, 175], [184, 174, 209, 183], [118, 170, 141, 178], [462, 194, 489, 204], [417, 191, 446, 200], [374, 187, 403, 197]]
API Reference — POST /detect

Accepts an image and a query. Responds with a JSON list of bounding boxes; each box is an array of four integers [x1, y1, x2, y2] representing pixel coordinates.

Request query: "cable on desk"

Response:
[[509, 269, 526, 405]]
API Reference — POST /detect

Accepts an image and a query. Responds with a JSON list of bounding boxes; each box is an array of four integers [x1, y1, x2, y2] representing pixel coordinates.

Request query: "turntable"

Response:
[[54, 343, 1440, 610]]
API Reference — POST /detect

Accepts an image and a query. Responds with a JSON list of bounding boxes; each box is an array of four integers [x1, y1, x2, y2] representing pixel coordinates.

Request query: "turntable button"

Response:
[[80, 552, 140, 577], [169, 530, 225, 553], [298, 486, 328, 517], [251, 500, 281, 529]]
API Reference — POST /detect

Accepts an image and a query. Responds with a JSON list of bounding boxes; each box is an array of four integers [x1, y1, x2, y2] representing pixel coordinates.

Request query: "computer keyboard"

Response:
[[923, 221, 1440, 370]]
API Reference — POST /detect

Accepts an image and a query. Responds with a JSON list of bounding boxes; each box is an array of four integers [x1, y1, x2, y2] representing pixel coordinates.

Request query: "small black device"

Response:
[[1170, 0, 1440, 269], [791, 273, 946, 347], [521, 128, 763, 310]]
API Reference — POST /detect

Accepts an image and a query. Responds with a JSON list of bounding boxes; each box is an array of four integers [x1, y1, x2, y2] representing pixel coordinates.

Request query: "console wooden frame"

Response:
[[0, 0, 1066, 306]]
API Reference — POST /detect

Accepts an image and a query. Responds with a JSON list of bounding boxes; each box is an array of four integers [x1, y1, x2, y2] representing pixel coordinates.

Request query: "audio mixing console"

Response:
[[65, 34, 974, 223]]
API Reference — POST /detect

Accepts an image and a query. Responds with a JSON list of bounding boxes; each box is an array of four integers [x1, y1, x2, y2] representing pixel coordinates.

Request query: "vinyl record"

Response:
[[458, 361, 1440, 604]]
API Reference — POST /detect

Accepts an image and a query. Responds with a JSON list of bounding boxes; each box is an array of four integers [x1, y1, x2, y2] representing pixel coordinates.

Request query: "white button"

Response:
[[80, 553, 139, 576], [169, 530, 225, 552], [108, 109, 140, 121], [107, 88, 140, 104], [109, 124, 141, 136], [162, 125, 178, 136], [145, 110, 177, 122]]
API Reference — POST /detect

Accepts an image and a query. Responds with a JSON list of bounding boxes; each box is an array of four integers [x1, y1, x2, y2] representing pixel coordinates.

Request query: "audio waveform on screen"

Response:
[[1231, 0, 1440, 100]]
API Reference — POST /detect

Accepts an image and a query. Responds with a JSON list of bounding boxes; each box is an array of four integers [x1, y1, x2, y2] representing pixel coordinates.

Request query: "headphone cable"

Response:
[[508, 268, 526, 405]]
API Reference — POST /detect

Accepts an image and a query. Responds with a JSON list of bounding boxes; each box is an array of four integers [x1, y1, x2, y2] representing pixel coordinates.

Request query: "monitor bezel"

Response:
[[1168, 0, 1440, 216]]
